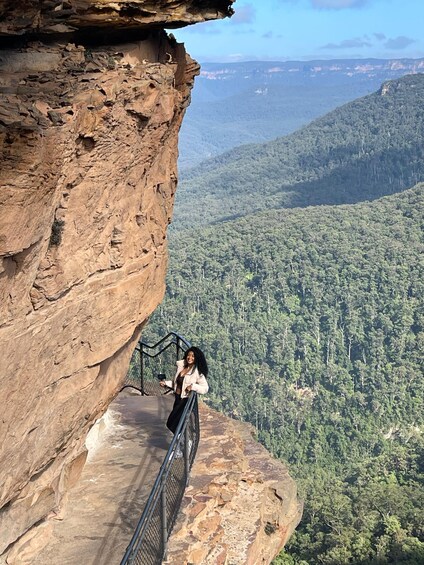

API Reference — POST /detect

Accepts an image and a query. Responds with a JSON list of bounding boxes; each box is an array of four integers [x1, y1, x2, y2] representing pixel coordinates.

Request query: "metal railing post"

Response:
[[176, 335, 181, 363], [140, 342, 144, 395], [184, 423, 190, 485], [123, 332, 191, 395], [161, 477, 168, 560]]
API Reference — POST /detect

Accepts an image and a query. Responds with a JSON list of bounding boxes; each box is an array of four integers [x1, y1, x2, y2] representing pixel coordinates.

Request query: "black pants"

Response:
[[166, 394, 188, 434]]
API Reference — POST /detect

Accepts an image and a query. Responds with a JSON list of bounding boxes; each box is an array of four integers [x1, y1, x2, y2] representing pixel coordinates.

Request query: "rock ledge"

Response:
[[0, 1, 235, 37]]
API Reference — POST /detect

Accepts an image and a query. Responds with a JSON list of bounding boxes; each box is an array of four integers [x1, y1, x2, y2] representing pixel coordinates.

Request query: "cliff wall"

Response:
[[0, 1, 234, 556]]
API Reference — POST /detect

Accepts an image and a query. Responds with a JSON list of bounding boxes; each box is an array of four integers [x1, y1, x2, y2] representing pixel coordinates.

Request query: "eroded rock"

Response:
[[0, 1, 234, 36], [0, 30, 199, 556]]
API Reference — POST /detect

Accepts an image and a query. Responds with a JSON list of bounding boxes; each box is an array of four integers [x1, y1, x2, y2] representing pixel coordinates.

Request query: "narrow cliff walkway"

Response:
[[35, 391, 301, 565], [36, 391, 175, 565]]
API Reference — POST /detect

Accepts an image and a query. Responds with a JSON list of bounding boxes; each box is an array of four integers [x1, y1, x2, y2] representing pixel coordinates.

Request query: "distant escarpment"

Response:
[[0, 1, 236, 560], [179, 58, 424, 170]]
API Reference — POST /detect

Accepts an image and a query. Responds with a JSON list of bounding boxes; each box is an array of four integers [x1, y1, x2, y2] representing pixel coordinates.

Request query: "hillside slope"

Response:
[[174, 73, 424, 229], [179, 58, 424, 170]]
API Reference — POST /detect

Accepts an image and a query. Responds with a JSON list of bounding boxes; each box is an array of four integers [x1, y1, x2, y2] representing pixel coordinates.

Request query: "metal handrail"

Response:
[[140, 331, 190, 353], [120, 392, 199, 565], [120, 332, 199, 565], [140, 340, 176, 359], [121, 332, 191, 395]]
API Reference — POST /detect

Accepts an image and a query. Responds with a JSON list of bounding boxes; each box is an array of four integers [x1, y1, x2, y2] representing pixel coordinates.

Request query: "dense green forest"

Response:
[[145, 185, 424, 564], [174, 74, 424, 229], [180, 58, 424, 170]]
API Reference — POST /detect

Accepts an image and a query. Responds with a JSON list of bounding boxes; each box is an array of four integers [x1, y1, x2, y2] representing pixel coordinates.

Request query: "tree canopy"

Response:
[[143, 74, 424, 564], [146, 184, 424, 564]]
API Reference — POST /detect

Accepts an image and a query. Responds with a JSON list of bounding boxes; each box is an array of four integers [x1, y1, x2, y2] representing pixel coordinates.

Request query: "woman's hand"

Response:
[[186, 385, 192, 392], [159, 381, 166, 387]]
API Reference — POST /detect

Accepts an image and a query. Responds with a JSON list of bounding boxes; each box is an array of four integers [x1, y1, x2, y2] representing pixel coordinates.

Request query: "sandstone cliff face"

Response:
[[0, 32, 197, 556], [0, 1, 234, 556]]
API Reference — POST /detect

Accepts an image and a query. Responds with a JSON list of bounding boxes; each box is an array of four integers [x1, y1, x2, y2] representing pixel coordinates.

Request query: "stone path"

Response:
[[33, 392, 301, 565], [36, 391, 174, 565]]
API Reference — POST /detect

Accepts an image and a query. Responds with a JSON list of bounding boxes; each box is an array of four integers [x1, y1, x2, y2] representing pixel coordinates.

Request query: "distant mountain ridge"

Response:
[[173, 73, 424, 230], [179, 57, 424, 169], [197, 58, 424, 83]]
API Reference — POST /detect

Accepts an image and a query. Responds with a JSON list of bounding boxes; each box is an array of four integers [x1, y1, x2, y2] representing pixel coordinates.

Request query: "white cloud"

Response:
[[384, 36, 416, 50], [312, 0, 368, 8], [279, 0, 371, 10], [227, 53, 247, 61], [320, 36, 372, 49], [374, 33, 386, 42]]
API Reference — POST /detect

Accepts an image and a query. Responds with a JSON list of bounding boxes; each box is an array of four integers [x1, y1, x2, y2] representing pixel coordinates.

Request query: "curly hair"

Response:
[[184, 346, 208, 377]]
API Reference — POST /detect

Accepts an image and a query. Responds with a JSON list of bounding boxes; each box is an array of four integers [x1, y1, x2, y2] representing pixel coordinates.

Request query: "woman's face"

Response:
[[186, 350, 195, 365]]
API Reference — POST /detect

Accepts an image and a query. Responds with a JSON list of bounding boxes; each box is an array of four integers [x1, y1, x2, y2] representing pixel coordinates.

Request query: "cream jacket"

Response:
[[164, 359, 209, 399]]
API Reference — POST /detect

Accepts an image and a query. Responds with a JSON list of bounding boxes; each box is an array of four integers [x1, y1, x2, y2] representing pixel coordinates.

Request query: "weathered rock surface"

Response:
[[0, 0, 234, 36], [0, 24, 206, 558], [165, 403, 303, 565]]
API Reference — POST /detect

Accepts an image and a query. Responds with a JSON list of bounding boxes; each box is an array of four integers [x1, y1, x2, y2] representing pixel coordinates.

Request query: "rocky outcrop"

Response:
[[3, 394, 301, 564], [0, 2, 234, 558], [165, 403, 303, 565], [0, 2, 303, 563]]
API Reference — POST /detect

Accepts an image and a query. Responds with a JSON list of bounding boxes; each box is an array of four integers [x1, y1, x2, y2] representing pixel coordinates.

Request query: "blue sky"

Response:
[[173, 0, 423, 62]]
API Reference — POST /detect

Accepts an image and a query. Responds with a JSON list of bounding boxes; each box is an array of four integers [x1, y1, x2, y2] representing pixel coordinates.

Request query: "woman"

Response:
[[160, 346, 209, 435]]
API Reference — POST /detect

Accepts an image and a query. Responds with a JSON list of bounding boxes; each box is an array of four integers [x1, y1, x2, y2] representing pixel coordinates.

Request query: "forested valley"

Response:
[[174, 74, 424, 230], [179, 58, 424, 170], [145, 74, 424, 564]]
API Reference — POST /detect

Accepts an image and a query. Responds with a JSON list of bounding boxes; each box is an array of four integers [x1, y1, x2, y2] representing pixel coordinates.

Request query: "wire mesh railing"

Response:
[[122, 332, 190, 396], [120, 332, 199, 565], [120, 392, 199, 565]]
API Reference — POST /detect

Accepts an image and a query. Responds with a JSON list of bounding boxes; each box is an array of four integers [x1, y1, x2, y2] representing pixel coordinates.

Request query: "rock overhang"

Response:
[[0, 0, 235, 37], [0, 0, 236, 557]]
